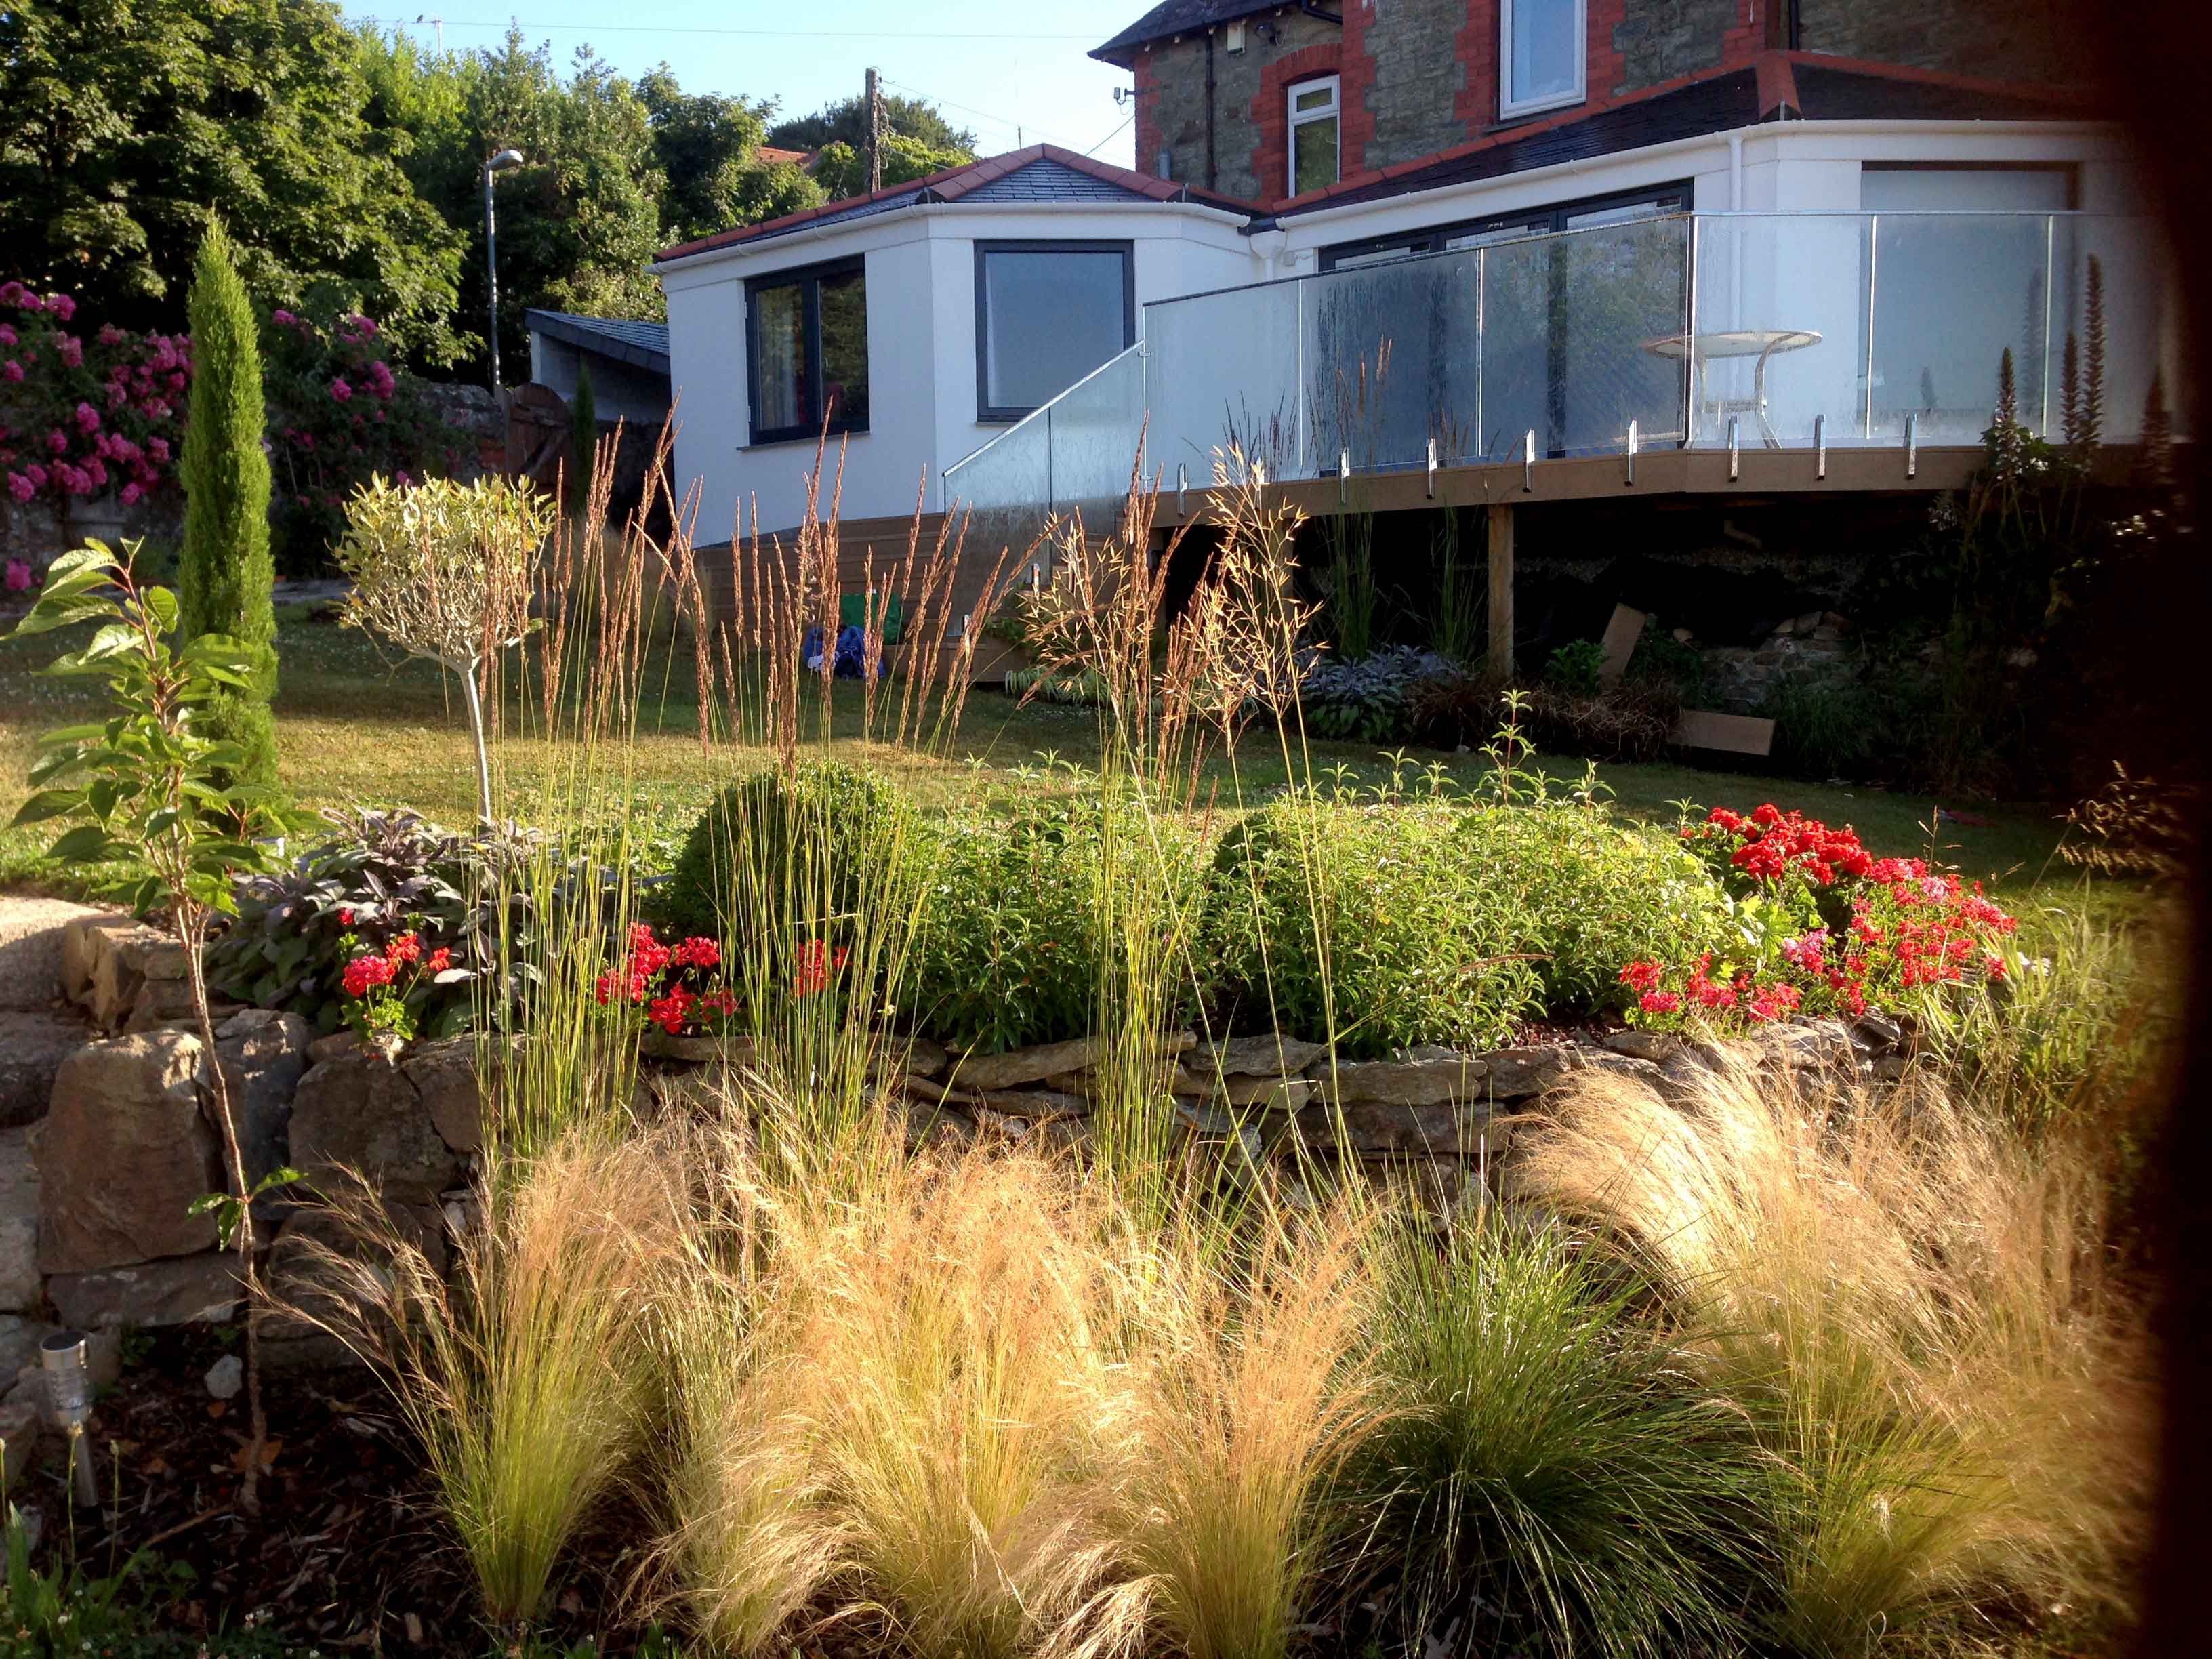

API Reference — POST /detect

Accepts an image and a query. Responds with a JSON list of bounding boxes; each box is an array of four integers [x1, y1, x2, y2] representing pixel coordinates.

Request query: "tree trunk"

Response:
[[181, 909, 267, 1516]]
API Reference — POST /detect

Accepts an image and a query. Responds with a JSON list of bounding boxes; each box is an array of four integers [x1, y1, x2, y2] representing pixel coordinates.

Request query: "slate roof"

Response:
[[523, 310, 670, 375], [1267, 52, 2093, 220], [655, 144, 1256, 263], [1090, 1, 1313, 68]]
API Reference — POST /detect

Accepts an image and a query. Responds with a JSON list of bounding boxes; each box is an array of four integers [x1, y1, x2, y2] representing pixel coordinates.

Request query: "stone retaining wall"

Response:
[[9, 910, 1913, 1383]]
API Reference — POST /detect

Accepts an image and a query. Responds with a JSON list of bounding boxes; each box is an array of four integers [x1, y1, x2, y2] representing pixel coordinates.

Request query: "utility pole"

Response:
[[865, 66, 883, 194]]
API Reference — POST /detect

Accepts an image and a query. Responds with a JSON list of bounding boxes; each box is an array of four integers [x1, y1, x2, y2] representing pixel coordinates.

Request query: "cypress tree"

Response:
[[177, 220, 279, 788], [569, 360, 598, 514]]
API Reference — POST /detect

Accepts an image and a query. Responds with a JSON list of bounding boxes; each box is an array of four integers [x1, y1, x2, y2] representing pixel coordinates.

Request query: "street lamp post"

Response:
[[481, 148, 525, 398]]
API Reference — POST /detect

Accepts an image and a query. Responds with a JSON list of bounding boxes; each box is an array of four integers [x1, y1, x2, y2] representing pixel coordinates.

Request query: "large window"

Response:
[[1500, 0, 1585, 119], [746, 258, 869, 445], [1319, 183, 1689, 271], [1288, 75, 1340, 196], [974, 241, 1134, 422]]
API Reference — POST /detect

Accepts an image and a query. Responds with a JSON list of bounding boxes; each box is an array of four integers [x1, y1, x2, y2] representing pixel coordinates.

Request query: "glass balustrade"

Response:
[[941, 213, 2171, 521]]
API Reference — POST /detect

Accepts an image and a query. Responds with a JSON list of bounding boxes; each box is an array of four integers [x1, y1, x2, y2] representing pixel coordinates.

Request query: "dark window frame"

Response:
[[1317, 180, 1694, 272], [745, 255, 869, 447], [973, 239, 1137, 424]]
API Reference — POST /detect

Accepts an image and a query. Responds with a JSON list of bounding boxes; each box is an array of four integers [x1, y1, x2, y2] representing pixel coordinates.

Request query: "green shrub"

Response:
[[656, 761, 921, 949], [1543, 638, 1606, 697], [1765, 671, 1882, 779], [176, 220, 278, 789], [1362, 1216, 1761, 1657], [205, 807, 542, 1036], [1201, 798, 1730, 1055], [908, 796, 1205, 1054]]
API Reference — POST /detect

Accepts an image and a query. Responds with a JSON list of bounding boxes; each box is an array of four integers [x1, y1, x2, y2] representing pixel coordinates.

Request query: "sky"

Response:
[[338, 1, 1149, 167]]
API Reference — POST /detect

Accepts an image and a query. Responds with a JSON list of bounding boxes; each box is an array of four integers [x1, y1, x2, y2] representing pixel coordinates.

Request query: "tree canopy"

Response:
[[0, 1, 975, 380]]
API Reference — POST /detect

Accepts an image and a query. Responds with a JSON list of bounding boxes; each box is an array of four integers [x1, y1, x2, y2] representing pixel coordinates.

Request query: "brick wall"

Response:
[[1133, 7, 1343, 201], [1793, 0, 2074, 84]]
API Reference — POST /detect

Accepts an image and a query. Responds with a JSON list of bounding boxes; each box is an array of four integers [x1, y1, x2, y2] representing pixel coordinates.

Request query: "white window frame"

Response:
[[1286, 74, 1340, 196], [1499, 0, 1587, 120]]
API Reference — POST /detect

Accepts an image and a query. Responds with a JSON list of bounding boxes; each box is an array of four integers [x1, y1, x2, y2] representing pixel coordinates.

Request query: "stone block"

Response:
[[37, 1031, 223, 1275], [1479, 1045, 1579, 1100], [46, 1253, 244, 1328], [1296, 1098, 1506, 1160], [0, 1315, 56, 1378], [81, 920, 186, 1032], [1313, 1046, 1488, 1109], [0, 1126, 39, 1311], [0, 1399, 40, 1487], [0, 1010, 91, 1128], [953, 1031, 1193, 1092], [0, 898, 108, 1012], [402, 1036, 490, 1154], [210, 1008, 313, 1186], [1200, 1035, 1328, 1079], [289, 1051, 461, 1201], [1601, 1029, 1677, 1062]]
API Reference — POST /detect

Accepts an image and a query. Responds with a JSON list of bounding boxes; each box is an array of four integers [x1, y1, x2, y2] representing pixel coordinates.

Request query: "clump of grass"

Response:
[[1361, 1211, 1761, 1657], [289, 1132, 691, 1629], [1511, 1054, 2148, 1656], [1113, 1200, 1382, 1659]]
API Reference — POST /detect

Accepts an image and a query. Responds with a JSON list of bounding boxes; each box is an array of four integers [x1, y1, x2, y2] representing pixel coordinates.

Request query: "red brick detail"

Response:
[[1248, 41, 1345, 209], [1336, 1, 1380, 178], [1755, 49, 1801, 118], [1132, 51, 1161, 178]]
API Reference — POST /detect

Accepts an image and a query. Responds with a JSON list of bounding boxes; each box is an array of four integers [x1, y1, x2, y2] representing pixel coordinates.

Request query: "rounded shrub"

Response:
[[656, 762, 921, 949], [1200, 797, 1730, 1056], [906, 795, 1206, 1056]]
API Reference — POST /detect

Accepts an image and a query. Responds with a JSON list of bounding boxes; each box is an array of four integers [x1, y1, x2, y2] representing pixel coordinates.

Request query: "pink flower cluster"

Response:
[[0, 283, 192, 507]]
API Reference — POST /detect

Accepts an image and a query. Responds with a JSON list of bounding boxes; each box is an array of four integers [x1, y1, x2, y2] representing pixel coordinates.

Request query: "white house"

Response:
[[651, 48, 2163, 543]]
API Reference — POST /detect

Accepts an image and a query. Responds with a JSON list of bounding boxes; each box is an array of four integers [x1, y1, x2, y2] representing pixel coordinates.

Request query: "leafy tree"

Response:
[[363, 26, 668, 385], [639, 67, 823, 242], [0, 0, 466, 363], [767, 89, 977, 157], [7, 539, 300, 1515], [178, 223, 279, 790], [811, 132, 979, 200], [332, 476, 556, 823]]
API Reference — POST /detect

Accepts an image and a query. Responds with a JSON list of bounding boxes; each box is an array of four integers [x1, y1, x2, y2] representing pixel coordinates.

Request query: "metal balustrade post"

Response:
[[1864, 213, 1879, 441]]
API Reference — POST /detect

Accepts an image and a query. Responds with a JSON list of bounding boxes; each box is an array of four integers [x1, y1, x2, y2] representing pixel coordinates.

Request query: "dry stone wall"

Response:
[[3, 906, 1914, 1387]]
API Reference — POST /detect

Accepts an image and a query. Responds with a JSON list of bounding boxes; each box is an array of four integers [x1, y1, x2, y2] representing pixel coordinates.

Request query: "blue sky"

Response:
[[339, 1, 1148, 167]]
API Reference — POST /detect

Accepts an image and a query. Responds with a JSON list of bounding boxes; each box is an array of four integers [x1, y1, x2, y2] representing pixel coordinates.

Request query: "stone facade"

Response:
[[1610, 0, 1744, 93], [1793, 0, 2074, 85], [1134, 7, 1343, 202], [1359, 0, 1471, 178]]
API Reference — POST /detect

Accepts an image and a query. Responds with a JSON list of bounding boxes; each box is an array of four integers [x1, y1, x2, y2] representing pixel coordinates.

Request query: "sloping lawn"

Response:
[[2, 607, 2085, 897]]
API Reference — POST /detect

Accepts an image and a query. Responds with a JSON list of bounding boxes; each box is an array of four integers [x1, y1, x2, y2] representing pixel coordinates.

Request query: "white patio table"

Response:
[[1641, 328, 1822, 447]]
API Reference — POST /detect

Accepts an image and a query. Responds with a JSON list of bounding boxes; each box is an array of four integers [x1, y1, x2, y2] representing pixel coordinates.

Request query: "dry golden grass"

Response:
[[1508, 1053, 2150, 1656]]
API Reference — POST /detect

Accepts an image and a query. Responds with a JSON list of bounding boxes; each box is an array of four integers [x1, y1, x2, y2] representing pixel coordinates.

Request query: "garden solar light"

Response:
[[39, 1330, 98, 1509], [483, 148, 527, 398]]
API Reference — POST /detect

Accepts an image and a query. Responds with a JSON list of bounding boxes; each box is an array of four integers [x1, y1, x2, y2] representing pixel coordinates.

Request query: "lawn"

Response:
[[1, 603, 2092, 897]]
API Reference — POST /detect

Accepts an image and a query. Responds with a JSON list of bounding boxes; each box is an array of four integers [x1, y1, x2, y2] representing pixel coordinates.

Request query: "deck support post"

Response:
[[1486, 503, 1516, 682]]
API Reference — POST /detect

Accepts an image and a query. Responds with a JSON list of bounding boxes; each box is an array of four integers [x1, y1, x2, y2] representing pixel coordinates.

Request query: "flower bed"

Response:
[[1618, 804, 2019, 1031]]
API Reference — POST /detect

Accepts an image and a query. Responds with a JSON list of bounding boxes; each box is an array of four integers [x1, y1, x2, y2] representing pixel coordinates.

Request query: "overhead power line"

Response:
[[358, 16, 1099, 41]]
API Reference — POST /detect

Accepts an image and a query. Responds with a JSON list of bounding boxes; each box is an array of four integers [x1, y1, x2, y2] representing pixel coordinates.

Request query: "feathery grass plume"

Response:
[[1113, 1198, 1384, 1659], [1509, 1054, 2149, 1655], [2079, 253, 2106, 455], [278, 1132, 693, 1631], [2060, 332, 2081, 447], [1360, 1210, 1762, 1657]]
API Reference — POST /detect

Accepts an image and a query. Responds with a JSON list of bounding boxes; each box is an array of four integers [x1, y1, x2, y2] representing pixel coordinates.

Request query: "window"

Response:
[[1319, 183, 1688, 271], [1859, 164, 2076, 211], [1500, 0, 1585, 119], [745, 258, 869, 445], [1288, 75, 1340, 196], [974, 241, 1134, 422]]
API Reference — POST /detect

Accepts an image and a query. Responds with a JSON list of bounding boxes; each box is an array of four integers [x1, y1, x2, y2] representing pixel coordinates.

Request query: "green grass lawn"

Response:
[[1, 608, 2096, 899]]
